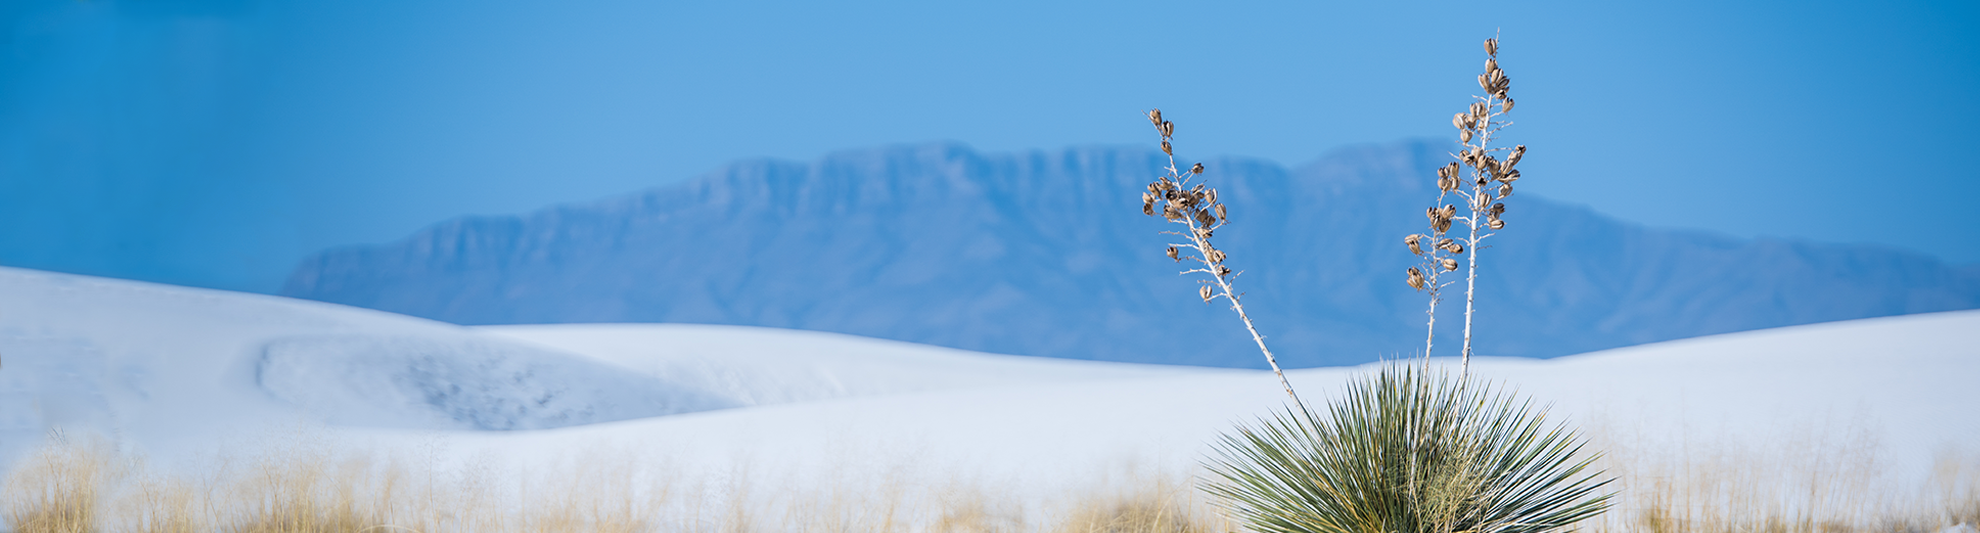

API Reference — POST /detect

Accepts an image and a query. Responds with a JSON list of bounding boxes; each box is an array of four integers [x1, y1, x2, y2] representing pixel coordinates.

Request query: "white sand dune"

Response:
[[1, 266, 1974, 510]]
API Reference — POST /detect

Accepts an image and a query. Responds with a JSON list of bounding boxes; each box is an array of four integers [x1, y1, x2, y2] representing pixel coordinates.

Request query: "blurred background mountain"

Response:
[[282, 141, 1980, 367], [4, 0, 1977, 365]]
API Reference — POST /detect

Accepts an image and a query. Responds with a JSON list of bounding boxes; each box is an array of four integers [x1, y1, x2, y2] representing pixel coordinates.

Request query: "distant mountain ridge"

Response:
[[280, 141, 1980, 368]]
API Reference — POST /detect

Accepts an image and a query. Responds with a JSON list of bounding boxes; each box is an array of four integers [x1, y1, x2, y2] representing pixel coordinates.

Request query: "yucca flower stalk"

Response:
[[1429, 36, 1527, 375], [1138, 109, 1306, 413], [1405, 184, 1461, 371]]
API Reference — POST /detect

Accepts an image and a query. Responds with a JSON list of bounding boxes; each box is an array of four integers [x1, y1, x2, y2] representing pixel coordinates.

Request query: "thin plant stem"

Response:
[[1156, 149, 1307, 414]]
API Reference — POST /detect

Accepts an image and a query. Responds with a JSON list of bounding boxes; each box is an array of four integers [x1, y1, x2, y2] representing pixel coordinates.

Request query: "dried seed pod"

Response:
[[1484, 38, 1498, 57], [1473, 193, 1491, 211], [1497, 183, 1513, 198], [1148, 109, 1163, 126], [1445, 162, 1461, 178], [1407, 267, 1426, 290], [1491, 202, 1505, 215], [1438, 176, 1458, 192], [1214, 203, 1227, 222], [1447, 241, 1465, 255], [1499, 169, 1521, 183], [1159, 121, 1174, 137], [1452, 113, 1468, 130], [1142, 201, 1154, 216], [1166, 246, 1179, 261], [1200, 285, 1213, 302], [1407, 234, 1424, 255], [1161, 140, 1172, 156], [1470, 102, 1487, 118], [1195, 227, 1213, 239], [1460, 130, 1473, 143], [1507, 145, 1525, 167], [1443, 258, 1460, 271], [1205, 189, 1217, 205], [1190, 163, 1204, 174], [1485, 59, 1498, 73], [1501, 97, 1515, 113], [1479, 73, 1491, 91], [1440, 205, 1457, 219], [1217, 265, 1232, 277], [1195, 209, 1215, 227], [1209, 249, 1227, 263], [1488, 219, 1506, 230]]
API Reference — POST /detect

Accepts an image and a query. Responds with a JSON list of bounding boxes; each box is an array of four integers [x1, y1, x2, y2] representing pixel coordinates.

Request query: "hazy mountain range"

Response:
[[280, 141, 1980, 368]]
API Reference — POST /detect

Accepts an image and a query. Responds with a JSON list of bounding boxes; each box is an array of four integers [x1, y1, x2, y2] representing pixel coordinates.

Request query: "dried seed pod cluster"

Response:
[[1412, 36, 1532, 374], [1136, 109, 1306, 410]]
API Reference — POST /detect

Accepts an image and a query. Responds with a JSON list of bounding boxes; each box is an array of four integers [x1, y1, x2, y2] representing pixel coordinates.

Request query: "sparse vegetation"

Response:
[[5, 429, 1974, 532], [0, 436, 1233, 533], [1142, 36, 1615, 533], [1203, 367, 1610, 533], [2, 433, 120, 533]]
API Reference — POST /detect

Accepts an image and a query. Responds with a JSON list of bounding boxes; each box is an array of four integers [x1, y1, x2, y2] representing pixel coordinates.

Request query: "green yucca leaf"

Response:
[[1203, 366, 1612, 533]]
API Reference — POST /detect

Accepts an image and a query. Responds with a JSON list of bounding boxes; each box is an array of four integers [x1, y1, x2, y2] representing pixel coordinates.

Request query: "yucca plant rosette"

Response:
[[1203, 366, 1611, 533]]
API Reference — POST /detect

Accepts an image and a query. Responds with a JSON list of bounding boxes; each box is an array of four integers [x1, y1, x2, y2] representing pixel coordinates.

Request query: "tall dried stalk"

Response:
[[1405, 190, 1459, 371], [1409, 36, 1528, 376], [1137, 109, 1305, 413]]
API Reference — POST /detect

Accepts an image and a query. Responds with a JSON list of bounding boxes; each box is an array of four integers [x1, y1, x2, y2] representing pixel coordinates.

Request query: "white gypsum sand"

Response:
[[0, 267, 1974, 528]]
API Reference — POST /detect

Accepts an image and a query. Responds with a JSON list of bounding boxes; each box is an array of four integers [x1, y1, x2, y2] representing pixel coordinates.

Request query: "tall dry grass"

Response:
[[2, 434, 122, 533], [5, 429, 1975, 533], [1584, 421, 1980, 533], [0, 435, 1230, 533]]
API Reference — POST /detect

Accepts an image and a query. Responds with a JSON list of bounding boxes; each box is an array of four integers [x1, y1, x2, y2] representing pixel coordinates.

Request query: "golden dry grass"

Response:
[[1583, 421, 1980, 533], [3, 431, 1972, 533], [2, 435, 120, 533], [1, 436, 1233, 533]]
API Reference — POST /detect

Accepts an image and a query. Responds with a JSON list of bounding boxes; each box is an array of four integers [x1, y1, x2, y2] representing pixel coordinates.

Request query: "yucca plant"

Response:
[[1138, 108, 1305, 412], [1141, 36, 1610, 533], [1204, 366, 1611, 533]]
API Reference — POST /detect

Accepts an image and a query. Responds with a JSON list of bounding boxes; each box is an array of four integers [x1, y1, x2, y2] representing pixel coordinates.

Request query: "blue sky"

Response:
[[2, 0, 1976, 292]]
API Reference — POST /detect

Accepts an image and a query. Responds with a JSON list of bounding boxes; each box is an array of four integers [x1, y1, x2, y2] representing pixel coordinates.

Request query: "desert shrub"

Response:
[[1203, 366, 1610, 533]]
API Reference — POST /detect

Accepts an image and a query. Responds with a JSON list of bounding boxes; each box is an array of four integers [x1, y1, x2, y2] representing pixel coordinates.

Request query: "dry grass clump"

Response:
[[1045, 476, 1230, 533], [1584, 422, 1980, 533], [220, 450, 396, 533], [0, 435, 1237, 533], [2, 433, 122, 533]]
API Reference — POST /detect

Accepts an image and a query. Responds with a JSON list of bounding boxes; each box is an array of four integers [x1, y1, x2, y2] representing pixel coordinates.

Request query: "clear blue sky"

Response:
[[3, 0, 1975, 292]]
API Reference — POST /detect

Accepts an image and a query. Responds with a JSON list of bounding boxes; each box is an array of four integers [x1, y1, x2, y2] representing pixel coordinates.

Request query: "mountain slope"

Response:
[[280, 141, 1980, 367]]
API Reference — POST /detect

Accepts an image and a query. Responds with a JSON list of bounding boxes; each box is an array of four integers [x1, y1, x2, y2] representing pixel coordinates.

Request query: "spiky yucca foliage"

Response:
[[1204, 367, 1611, 533]]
